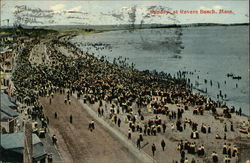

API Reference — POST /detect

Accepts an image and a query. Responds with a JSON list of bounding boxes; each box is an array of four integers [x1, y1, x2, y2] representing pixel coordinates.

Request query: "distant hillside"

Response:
[[0, 26, 58, 37], [39, 23, 250, 30], [1, 23, 249, 33]]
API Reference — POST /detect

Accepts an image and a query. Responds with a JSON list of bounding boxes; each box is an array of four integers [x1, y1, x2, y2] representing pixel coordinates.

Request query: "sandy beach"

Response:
[[39, 91, 250, 163], [8, 30, 250, 163]]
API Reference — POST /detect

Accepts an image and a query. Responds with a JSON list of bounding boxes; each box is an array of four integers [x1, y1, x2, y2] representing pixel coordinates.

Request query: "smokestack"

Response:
[[23, 121, 33, 163]]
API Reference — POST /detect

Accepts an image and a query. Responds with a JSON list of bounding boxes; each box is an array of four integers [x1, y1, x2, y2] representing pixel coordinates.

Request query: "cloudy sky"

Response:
[[0, 0, 249, 26]]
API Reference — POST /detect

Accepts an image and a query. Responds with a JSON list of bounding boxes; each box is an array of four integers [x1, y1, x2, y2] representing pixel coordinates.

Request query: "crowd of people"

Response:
[[10, 33, 248, 163]]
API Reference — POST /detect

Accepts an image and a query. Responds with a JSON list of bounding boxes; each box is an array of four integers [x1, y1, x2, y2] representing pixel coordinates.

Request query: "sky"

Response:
[[0, 1, 249, 26]]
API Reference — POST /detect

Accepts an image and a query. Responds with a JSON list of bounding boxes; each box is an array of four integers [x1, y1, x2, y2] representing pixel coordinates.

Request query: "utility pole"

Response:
[[23, 121, 33, 163]]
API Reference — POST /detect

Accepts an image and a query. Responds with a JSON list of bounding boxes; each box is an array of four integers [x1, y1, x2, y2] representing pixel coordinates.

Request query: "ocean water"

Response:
[[70, 26, 249, 115]]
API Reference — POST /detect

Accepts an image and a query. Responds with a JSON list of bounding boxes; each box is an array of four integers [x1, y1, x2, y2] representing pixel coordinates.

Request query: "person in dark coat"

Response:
[[88, 122, 93, 132], [52, 135, 57, 145], [54, 112, 57, 119], [161, 139, 166, 151], [224, 123, 228, 132], [136, 138, 141, 149], [152, 144, 156, 156], [232, 146, 238, 157], [227, 144, 232, 158], [181, 149, 185, 159], [91, 120, 95, 129], [208, 125, 211, 133], [230, 122, 234, 131], [212, 151, 218, 163], [162, 123, 166, 133], [128, 129, 131, 139], [70, 115, 73, 123], [223, 143, 227, 154], [117, 118, 121, 127]]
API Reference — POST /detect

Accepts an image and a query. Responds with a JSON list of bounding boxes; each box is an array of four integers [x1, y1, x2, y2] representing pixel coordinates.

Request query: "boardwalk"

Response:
[[40, 94, 139, 163]]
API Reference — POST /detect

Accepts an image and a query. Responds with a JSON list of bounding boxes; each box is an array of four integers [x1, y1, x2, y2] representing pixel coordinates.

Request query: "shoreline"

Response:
[[68, 31, 250, 117], [6, 30, 250, 162], [60, 31, 250, 120]]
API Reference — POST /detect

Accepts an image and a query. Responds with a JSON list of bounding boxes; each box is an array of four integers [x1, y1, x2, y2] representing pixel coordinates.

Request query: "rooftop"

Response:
[[0, 92, 18, 118], [1, 92, 16, 107], [0, 132, 47, 159]]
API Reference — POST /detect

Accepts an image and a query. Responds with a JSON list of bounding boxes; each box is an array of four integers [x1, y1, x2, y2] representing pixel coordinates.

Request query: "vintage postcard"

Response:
[[0, 0, 249, 163]]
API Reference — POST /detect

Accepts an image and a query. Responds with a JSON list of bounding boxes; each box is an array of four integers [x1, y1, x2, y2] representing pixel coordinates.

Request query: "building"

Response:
[[0, 132, 47, 163], [0, 49, 13, 67], [1, 92, 18, 133], [0, 48, 14, 92]]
